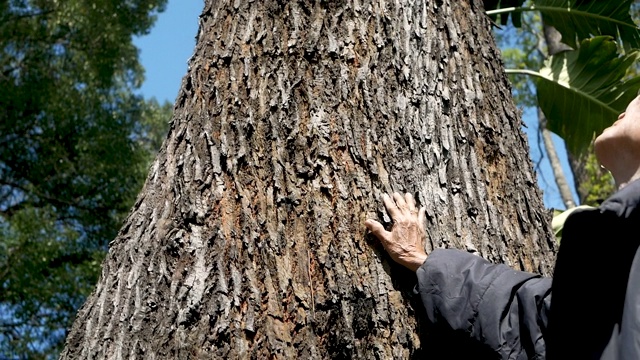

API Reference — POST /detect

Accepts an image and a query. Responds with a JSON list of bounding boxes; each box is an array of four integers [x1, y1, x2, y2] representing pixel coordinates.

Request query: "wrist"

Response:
[[401, 253, 427, 272]]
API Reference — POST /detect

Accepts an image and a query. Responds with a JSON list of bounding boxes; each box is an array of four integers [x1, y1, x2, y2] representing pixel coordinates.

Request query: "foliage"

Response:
[[534, 36, 640, 155], [487, 0, 640, 51], [579, 151, 616, 206], [536, 0, 640, 52], [493, 10, 543, 108], [487, 0, 640, 158], [137, 97, 174, 162], [485, 0, 526, 27], [486, 0, 640, 211], [0, 0, 169, 358]]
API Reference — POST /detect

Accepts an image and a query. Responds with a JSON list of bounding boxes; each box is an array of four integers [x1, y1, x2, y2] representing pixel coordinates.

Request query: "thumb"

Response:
[[418, 207, 426, 238], [365, 219, 389, 241], [418, 207, 426, 229]]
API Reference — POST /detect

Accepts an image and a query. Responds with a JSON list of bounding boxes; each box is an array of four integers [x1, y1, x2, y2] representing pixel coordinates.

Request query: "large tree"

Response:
[[60, 0, 556, 358]]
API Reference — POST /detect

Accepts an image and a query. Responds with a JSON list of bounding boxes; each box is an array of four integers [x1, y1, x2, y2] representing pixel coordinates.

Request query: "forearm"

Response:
[[416, 249, 552, 358]]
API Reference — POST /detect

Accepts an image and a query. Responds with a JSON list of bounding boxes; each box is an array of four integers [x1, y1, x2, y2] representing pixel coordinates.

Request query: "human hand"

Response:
[[365, 192, 427, 272]]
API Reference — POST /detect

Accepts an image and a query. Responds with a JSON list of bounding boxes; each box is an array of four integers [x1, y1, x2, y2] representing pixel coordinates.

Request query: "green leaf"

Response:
[[484, 0, 527, 27], [535, 0, 640, 52], [552, 205, 595, 242], [530, 36, 640, 155]]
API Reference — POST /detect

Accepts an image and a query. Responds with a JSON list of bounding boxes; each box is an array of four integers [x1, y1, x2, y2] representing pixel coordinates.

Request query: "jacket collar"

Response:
[[600, 178, 640, 218]]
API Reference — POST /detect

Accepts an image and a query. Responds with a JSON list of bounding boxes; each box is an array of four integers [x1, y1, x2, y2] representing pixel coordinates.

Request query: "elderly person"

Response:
[[365, 96, 640, 359]]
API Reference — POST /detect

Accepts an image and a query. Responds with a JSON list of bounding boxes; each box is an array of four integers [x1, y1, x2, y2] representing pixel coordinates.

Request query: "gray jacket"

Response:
[[415, 179, 640, 359]]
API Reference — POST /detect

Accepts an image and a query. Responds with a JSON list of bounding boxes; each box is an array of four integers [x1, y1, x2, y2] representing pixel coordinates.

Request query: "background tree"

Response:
[[60, 0, 556, 358], [0, 1, 170, 358]]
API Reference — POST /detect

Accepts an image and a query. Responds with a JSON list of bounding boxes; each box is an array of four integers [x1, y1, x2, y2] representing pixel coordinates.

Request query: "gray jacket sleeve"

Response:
[[415, 249, 552, 359]]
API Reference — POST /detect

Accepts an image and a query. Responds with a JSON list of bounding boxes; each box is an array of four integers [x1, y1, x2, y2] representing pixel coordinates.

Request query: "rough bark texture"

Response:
[[61, 0, 557, 358]]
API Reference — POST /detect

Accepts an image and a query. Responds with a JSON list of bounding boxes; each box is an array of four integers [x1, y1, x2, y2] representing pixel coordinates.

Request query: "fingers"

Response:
[[393, 192, 407, 211], [383, 192, 421, 219], [382, 194, 400, 219], [405, 193, 416, 212]]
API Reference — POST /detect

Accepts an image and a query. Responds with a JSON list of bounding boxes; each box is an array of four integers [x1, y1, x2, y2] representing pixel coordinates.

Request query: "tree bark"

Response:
[[61, 0, 557, 358]]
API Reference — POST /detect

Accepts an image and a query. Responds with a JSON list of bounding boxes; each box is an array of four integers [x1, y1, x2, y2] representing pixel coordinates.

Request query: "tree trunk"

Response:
[[568, 150, 590, 203], [539, 24, 577, 209], [61, 0, 556, 358], [539, 108, 576, 209]]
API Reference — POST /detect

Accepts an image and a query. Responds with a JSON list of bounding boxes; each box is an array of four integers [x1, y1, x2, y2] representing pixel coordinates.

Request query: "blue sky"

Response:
[[132, 0, 575, 210], [134, 1, 202, 104]]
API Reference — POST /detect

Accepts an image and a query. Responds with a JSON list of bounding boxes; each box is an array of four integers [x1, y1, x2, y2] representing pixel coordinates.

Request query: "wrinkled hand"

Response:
[[365, 192, 427, 272]]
